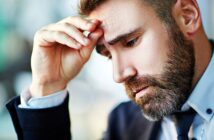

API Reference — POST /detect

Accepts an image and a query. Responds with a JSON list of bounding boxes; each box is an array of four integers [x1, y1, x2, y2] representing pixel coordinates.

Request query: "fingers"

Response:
[[79, 28, 103, 61], [59, 16, 101, 32], [36, 30, 82, 49], [52, 22, 90, 46], [88, 28, 103, 46], [34, 17, 102, 50]]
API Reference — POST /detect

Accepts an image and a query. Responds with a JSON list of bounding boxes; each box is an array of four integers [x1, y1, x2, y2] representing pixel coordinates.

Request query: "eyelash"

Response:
[[103, 37, 140, 60], [125, 37, 139, 47]]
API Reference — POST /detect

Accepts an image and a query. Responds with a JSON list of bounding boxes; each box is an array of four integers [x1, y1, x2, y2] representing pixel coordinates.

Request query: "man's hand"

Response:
[[30, 17, 103, 97]]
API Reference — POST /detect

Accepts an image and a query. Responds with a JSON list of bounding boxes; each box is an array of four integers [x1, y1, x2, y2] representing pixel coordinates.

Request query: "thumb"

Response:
[[88, 28, 103, 45], [79, 28, 103, 61]]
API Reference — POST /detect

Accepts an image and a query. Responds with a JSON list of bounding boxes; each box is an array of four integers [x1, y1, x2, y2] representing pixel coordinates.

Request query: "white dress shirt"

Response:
[[19, 41, 214, 140]]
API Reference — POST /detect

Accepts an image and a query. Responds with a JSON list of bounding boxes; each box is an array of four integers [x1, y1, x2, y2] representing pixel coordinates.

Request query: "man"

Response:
[[6, 0, 214, 140]]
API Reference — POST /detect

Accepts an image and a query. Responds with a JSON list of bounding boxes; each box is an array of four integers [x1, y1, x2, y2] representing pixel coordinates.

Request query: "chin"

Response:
[[139, 104, 164, 122], [141, 112, 161, 122], [137, 98, 177, 122]]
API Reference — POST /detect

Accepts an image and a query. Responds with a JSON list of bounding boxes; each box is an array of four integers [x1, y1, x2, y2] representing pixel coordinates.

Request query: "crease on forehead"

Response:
[[89, 0, 145, 42]]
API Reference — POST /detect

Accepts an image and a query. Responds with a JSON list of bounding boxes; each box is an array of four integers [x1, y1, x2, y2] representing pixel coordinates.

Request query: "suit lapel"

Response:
[[125, 110, 161, 140]]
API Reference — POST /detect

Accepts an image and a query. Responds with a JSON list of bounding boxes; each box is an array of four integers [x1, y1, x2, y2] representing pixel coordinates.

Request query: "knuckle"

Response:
[[62, 22, 72, 29], [66, 16, 94, 30], [85, 20, 92, 27], [64, 22, 70, 27], [55, 31, 64, 37], [34, 30, 43, 40], [86, 22, 95, 30], [51, 31, 61, 39], [72, 16, 92, 28], [68, 16, 79, 23], [58, 31, 71, 41]]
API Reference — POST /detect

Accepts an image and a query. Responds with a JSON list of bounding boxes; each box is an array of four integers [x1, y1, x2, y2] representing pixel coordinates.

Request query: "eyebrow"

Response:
[[107, 27, 142, 45], [96, 27, 142, 54]]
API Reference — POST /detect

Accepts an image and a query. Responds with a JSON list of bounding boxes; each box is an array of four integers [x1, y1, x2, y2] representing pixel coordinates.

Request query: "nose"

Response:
[[113, 58, 137, 83]]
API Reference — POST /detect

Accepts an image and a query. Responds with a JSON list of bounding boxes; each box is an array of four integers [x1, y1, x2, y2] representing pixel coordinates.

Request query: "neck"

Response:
[[192, 29, 212, 88]]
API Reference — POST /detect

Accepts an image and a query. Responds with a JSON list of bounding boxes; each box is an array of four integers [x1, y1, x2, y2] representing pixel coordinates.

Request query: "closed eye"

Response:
[[124, 37, 140, 47]]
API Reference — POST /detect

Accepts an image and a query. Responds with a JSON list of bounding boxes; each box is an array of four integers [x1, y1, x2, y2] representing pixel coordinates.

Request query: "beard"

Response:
[[124, 21, 195, 121]]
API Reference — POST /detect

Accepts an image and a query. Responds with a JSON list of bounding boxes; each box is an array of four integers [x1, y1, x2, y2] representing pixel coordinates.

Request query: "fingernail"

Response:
[[90, 19, 100, 24], [96, 29, 103, 36]]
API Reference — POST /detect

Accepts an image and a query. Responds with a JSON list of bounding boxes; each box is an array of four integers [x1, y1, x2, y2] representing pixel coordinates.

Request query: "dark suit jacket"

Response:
[[6, 96, 161, 140]]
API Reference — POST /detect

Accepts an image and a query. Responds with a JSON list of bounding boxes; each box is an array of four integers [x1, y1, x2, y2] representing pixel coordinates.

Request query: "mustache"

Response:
[[124, 75, 165, 94]]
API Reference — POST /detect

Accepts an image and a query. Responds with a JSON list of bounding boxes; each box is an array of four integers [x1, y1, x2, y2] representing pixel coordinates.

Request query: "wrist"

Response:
[[30, 80, 67, 98]]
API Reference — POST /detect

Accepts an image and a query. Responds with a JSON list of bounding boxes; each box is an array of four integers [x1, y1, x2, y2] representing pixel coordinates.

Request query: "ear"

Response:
[[172, 0, 201, 38]]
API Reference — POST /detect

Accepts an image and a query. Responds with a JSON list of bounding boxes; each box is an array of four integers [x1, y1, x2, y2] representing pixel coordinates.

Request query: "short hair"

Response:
[[78, 0, 177, 24]]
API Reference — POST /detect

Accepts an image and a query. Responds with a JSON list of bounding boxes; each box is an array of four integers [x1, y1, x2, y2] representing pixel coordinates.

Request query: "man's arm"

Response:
[[6, 16, 103, 140], [19, 88, 67, 109], [6, 94, 71, 140]]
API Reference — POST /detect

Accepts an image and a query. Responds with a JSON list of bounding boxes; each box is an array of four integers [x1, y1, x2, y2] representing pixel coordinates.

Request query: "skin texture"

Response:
[[30, 0, 212, 120], [30, 17, 103, 97], [90, 0, 211, 120]]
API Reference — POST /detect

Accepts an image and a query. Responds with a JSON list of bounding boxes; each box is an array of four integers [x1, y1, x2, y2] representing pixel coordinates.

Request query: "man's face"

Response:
[[89, 0, 195, 121]]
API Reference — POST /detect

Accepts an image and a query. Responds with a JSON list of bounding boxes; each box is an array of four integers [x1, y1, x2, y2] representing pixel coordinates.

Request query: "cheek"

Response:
[[131, 30, 170, 75]]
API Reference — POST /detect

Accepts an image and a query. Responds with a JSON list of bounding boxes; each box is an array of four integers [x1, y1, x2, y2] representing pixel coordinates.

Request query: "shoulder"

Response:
[[108, 101, 145, 128], [104, 101, 161, 140], [110, 101, 141, 118]]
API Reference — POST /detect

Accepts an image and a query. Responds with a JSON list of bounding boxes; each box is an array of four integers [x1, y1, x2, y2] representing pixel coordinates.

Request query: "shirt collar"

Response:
[[184, 40, 214, 122]]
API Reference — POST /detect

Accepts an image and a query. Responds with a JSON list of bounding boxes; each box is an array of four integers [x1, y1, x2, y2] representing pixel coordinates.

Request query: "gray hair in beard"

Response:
[[124, 19, 195, 121]]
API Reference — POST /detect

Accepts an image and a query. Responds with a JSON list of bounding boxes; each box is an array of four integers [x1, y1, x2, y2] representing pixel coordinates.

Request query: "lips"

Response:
[[125, 76, 156, 98], [132, 85, 149, 97]]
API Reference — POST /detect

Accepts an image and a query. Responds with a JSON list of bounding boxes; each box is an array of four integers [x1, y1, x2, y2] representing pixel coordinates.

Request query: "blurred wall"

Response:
[[0, 1, 213, 140], [197, 0, 214, 38]]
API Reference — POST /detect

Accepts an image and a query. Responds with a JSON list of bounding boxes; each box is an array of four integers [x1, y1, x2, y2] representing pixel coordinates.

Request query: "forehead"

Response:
[[89, 0, 154, 42]]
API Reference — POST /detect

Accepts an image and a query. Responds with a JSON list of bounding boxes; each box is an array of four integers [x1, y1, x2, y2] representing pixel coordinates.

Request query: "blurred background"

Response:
[[0, 0, 213, 140]]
